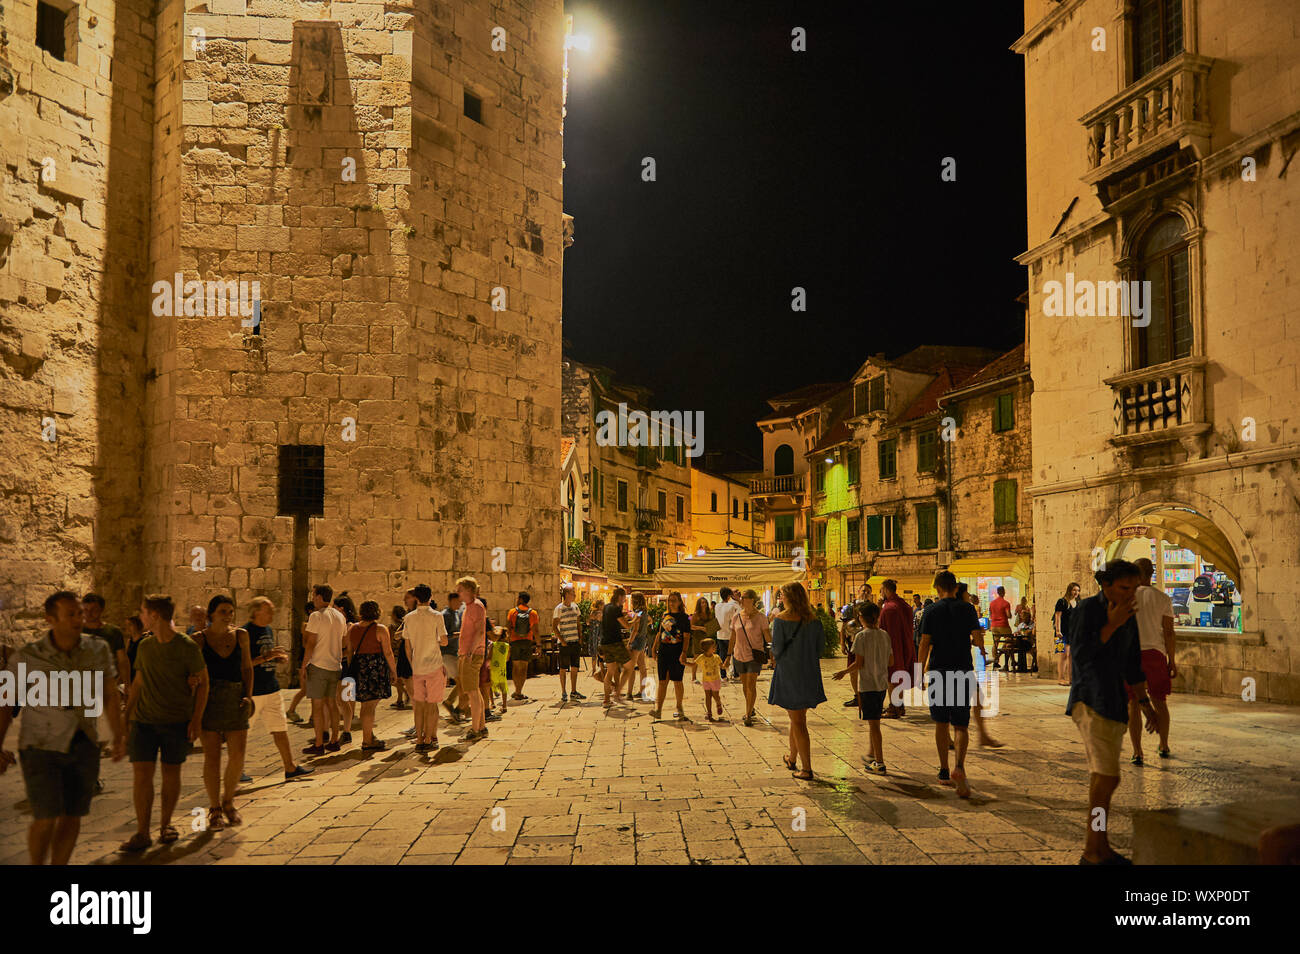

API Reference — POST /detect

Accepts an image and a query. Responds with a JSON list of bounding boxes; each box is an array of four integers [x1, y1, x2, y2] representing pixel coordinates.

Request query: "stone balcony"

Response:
[[750, 474, 804, 498], [1105, 355, 1211, 458], [1080, 53, 1214, 189]]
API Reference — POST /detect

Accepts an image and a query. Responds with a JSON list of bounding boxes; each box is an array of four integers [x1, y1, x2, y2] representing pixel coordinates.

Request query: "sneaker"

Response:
[[864, 759, 887, 775], [301, 743, 325, 756], [415, 742, 431, 752], [284, 765, 313, 780], [340, 731, 352, 745], [403, 726, 418, 737], [485, 711, 501, 722], [324, 740, 341, 752], [842, 697, 858, 707], [571, 690, 586, 700], [239, 773, 253, 783], [561, 693, 569, 703]]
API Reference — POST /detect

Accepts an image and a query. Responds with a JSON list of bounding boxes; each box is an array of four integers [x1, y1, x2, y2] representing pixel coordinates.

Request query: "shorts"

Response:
[[602, 641, 630, 666], [926, 668, 976, 728], [858, 689, 886, 721], [656, 648, 685, 682], [412, 669, 447, 704], [1071, 701, 1124, 776], [557, 641, 582, 669], [701, 679, 722, 692], [734, 659, 763, 675], [19, 733, 99, 819], [304, 663, 340, 700], [508, 640, 534, 663], [1127, 649, 1171, 702], [251, 690, 288, 735], [128, 721, 191, 765], [442, 653, 459, 686]]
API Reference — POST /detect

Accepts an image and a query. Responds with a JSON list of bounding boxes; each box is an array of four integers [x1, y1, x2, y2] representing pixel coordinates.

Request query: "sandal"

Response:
[[221, 803, 242, 826], [119, 832, 152, 853], [782, 754, 797, 771], [1130, 754, 1144, 766], [159, 825, 180, 844], [207, 807, 227, 831], [792, 770, 813, 781], [1158, 747, 1171, 758], [361, 740, 387, 751]]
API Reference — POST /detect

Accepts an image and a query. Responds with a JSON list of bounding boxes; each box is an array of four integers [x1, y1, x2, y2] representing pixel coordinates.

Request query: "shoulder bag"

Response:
[[736, 614, 768, 666]]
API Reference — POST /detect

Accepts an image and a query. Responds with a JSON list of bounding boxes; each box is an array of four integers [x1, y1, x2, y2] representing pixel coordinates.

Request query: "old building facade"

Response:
[[1016, 0, 1300, 700], [1, 0, 566, 650]]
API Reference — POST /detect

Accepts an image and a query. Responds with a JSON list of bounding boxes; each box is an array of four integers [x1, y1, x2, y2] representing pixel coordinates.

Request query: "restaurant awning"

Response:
[[653, 543, 806, 590], [946, 553, 1032, 581]]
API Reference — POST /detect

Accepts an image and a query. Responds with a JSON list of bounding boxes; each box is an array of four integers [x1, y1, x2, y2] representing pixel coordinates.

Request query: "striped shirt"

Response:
[[553, 601, 583, 643]]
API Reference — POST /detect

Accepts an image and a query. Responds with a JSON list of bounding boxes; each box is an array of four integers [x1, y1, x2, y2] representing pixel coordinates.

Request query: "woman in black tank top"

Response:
[[195, 595, 253, 830]]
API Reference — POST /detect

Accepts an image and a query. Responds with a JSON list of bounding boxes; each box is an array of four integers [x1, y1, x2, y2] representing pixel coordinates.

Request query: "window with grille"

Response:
[[1136, 215, 1192, 368], [1133, 0, 1183, 80], [878, 439, 897, 480], [993, 393, 1016, 432], [916, 503, 939, 550], [277, 445, 324, 516], [994, 479, 1018, 527], [917, 430, 938, 473]]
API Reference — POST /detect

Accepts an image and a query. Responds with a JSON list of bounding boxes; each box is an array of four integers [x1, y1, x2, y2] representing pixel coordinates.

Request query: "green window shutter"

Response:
[[917, 504, 938, 549], [994, 393, 1015, 432], [994, 479, 1018, 525], [866, 514, 882, 551], [918, 430, 937, 472], [878, 440, 896, 479], [847, 450, 859, 485]]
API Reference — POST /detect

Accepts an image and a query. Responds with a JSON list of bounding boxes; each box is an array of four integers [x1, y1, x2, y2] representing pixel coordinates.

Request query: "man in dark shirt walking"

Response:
[[917, 571, 982, 798], [1067, 560, 1159, 865]]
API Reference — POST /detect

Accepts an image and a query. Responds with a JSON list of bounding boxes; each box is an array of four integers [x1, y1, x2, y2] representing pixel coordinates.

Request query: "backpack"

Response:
[[513, 607, 532, 637]]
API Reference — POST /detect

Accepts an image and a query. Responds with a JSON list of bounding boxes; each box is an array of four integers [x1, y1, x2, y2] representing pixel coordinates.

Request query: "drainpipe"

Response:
[[944, 413, 955, 560]]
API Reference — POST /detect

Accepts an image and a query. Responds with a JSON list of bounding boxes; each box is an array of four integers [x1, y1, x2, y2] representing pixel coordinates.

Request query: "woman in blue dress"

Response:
[[769, 582, 827, 780]]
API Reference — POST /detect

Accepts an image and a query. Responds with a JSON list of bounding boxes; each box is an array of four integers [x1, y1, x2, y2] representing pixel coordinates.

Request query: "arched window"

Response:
[[1136, 215, 1192, 368], [773, 444, 794, 476]]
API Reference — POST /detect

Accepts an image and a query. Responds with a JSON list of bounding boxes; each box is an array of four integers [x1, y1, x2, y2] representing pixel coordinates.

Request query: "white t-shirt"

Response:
[[851, 627, 892, 693], [1134, 585, 1174, 653], [402, 604, 448, 675], [553, 601, 583, 643], [305, 605, 347, 670], [715, 600, 738, 641]]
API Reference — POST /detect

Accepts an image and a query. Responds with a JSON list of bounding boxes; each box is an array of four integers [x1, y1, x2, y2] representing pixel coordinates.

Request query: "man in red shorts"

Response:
[[1127, 558, 1176, 764]]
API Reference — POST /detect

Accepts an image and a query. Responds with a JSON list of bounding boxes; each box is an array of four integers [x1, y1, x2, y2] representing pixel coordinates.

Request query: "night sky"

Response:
[[561, 1, 1028, 462]]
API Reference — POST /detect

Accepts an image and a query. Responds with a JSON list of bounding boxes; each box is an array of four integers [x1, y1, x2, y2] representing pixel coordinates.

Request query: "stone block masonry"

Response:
[[1, 0, 564, 648]]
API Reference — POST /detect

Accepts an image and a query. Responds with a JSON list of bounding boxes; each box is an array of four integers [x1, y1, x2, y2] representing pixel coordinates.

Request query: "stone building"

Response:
[[689, 465, 756, 555], [561, 356, 692, 595], [1, 0, 566, 652], [1015, 0, 1300, 700]]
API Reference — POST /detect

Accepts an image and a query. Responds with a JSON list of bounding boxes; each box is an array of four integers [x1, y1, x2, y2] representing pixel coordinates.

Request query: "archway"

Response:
[[1097, 503, 1244, 632]]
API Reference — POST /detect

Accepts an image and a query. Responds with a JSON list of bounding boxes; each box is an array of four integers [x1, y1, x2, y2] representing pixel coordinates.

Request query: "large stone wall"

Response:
[[1, 0, 564, 648], [1, 0, 154, 639]]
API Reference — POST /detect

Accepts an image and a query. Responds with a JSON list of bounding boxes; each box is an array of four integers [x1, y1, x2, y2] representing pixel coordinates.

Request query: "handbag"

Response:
[[735, 614, 768, 666]]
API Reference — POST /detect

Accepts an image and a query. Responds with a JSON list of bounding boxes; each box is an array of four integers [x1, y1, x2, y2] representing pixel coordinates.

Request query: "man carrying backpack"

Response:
[[506, 592, 539, 702]]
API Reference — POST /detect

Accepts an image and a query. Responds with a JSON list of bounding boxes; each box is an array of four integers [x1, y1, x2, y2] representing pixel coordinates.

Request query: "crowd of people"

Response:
[[1, 558, 1184, 866]]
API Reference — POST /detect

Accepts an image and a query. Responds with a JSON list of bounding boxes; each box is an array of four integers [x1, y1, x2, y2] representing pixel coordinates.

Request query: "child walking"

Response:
[[697, 638, 725, 722], [489, 626, 511, 714], [833, 602, 892, 774]]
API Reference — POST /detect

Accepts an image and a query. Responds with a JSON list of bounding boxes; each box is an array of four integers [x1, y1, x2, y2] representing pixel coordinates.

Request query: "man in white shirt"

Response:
[[1128, 558, 1177, 763], [553, 585, 586, 704], [301, 583, 347, 755], [402, 584, 448, 752], [714, 587, 738, 681]]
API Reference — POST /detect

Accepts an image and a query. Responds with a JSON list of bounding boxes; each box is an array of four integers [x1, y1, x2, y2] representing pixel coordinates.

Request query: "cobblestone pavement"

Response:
[[4, 663, 1299, 865]]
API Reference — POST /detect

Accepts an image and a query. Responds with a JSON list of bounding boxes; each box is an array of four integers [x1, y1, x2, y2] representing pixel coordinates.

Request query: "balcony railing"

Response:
[[1081, 54, 1213, 185], [1106, 357, 1210, 454], [750, 474, 804, 496], [759, 541, 799, 561], [634, 508, 664, 532]]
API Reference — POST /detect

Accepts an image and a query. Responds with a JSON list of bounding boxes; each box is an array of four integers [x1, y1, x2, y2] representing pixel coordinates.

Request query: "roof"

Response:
[[560, 437, 575, 465], [758, 382, 845, 423], [895, 368, 961, 425], [854, 345, 1001, 383], [809, 420, 854, 455], [949, 343, 1027, 391]]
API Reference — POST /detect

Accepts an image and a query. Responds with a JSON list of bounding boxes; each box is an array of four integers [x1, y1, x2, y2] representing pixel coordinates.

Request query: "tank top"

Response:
[[202, 633, 244, 682], [349, 622, 382, 655]]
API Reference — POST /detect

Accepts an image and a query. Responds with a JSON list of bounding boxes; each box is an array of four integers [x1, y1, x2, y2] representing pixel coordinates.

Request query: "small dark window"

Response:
[[868, 375, 886, 412], [36, 2, 69, 60], [773, 444, 794, 476], [732, 499, 739, 519], [617, 480, 628, 513], [710, 492, 717, 512], [917, 430, 938, 473], [993, 393, 1016, 433], [657, 490, 667, 518], [463, 89, 483, 123], [846, 517, 860, 555], [743, 501, 749, 521], [878, 439, 897, 480], [617, 542, 629, 574], [278, 445, 324, 516], [676, 495, 684, 522], [847, 449, 859, 485]]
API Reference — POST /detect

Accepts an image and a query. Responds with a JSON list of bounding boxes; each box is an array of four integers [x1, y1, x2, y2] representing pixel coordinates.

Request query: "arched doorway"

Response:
[[1097, 503, 1242, 632]]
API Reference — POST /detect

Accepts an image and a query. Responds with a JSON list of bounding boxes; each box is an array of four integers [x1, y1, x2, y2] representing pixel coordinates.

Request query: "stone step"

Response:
[[1134, 798, 1300, 865]]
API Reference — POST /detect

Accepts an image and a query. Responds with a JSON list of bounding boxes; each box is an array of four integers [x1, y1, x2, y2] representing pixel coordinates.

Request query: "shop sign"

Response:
[[1116, 525, 1149, 538]]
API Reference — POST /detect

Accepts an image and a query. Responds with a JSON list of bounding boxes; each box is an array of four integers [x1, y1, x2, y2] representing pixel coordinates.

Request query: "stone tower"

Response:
[[0, 0, 565, 649]]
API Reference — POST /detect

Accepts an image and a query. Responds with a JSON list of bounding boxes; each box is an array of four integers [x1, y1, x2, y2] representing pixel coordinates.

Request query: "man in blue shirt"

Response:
[[1067, 560, 1159, 865]]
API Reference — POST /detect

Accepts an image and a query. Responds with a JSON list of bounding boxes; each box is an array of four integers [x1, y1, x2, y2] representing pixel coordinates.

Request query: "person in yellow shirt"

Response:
[[696, 639, 725, 722]]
